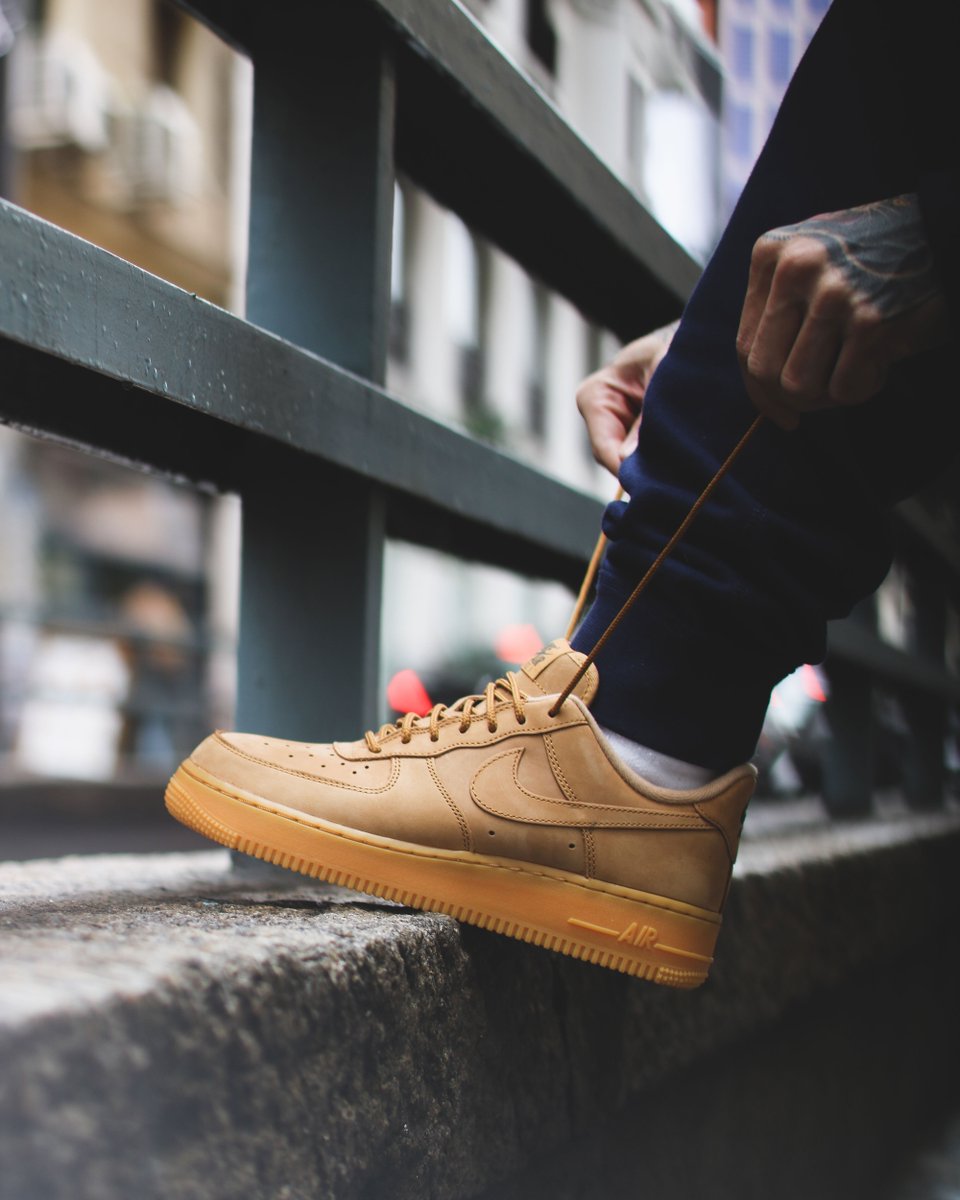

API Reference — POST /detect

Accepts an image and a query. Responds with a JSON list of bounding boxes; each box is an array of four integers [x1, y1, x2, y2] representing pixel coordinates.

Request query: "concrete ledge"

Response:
[[3, 809, 960, 1200]]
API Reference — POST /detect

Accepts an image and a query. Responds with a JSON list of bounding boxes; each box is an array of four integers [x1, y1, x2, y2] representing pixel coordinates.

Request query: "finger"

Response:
[[742, 299, 804, 420], [779, 313, 844, 412], [742, 237, 835, 419], [589, 416, 630, 476], [736, 240, 778, 365], [577, 389, 637, 475], [611, 332, 665, 385], [740, 289, 796, 427], [618, 411, 642, 462], [577, 369, 647, 471], [747, 285, 805, 378]]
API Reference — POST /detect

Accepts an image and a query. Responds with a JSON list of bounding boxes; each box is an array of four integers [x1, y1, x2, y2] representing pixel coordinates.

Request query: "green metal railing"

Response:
[[1, 0, 956, 810]]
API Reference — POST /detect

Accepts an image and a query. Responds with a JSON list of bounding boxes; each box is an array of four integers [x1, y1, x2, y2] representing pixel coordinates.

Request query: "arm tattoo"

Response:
[[763, 193, 940, 318]]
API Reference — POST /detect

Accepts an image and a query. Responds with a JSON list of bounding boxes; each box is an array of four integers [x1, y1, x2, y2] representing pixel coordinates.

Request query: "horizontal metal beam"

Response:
[[0, 200, 600, 588], [3, 200, 957, 698], [382, 0, 699, 337], [828, 618, 960, 703], [177, 0, 699, 340], [895, 498, 960, 583]]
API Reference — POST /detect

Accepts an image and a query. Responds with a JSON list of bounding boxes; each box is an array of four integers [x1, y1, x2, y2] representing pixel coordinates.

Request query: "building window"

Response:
[[527, 285, 549, 440], [445, 215, 497, 441], [525, 0, 557, 76], [730, 25, 754, 82], [445, 214, 480, 352], [726, 102, 753, 160], [627, 78, 646, 197], [389, 183, 409, 364], [581, 325, 606, 465], [768, 29, 793, 85], [153, 0, 186, 86]]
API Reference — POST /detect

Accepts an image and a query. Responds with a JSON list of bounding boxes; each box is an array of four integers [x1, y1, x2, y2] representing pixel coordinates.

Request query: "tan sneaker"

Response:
[[166, 639, 755, 987]]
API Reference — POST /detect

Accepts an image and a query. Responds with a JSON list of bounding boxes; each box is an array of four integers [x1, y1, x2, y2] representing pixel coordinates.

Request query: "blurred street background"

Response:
[[1, 0, 956, 860]]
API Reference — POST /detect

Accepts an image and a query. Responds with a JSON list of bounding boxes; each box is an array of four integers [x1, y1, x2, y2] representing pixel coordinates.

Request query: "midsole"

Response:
[[173, 760, 721, 970]]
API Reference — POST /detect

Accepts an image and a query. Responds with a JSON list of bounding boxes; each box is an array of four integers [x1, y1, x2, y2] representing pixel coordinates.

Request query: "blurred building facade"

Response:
[[717, 0, 829, 217], [382, 0, 723, 698], [0, 0, 724, 798], [0, 0, 245, 788], [1, 0, 957, 822]]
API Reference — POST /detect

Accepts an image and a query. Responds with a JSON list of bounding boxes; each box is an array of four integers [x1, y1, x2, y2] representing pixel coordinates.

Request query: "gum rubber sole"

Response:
[[166, 761, 720, 988]]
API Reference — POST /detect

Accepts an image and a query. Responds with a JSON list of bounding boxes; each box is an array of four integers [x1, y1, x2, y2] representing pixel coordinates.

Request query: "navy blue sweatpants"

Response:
[[572, 0, 958, 770]]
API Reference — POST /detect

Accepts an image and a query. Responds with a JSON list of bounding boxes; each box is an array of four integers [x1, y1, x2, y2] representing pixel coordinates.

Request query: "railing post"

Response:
[[236, 8, 395, 740], [821, 599, 877, 817], [900, 573, 947, 810]]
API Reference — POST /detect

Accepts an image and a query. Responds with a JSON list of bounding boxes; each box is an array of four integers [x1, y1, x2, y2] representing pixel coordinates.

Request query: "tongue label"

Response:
[[523, 640, 570, 678]]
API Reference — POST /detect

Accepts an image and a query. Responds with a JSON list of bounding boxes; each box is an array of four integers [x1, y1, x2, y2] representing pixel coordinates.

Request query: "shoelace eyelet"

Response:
[[365, 667, 527, 752], [517, 714, 527, 725]]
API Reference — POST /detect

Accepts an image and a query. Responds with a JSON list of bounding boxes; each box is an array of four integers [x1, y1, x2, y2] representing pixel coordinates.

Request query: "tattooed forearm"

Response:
[[760, 193, 938, 318]]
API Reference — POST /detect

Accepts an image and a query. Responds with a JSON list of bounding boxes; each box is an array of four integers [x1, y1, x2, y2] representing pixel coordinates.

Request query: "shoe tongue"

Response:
[[517, 638, 599, 706]]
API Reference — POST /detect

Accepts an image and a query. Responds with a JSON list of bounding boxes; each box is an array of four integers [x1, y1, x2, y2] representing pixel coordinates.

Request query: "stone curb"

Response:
[[2, 811, 960, 1200]]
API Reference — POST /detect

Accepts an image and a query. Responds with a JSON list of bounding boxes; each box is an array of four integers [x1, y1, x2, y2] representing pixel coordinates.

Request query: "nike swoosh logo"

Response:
[[470, 748, 707, 829]]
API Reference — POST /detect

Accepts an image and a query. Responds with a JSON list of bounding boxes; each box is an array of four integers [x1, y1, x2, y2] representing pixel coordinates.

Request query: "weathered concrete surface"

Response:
[[485, 949, 960, 1200], [2, 809, 960, 1200]]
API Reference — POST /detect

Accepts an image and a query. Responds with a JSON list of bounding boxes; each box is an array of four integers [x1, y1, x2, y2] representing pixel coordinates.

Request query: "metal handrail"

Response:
[[2, 0, 955, 805]]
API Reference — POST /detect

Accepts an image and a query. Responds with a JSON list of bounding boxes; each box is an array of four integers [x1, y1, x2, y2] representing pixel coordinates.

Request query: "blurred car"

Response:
[[754, 663, 830, 798]]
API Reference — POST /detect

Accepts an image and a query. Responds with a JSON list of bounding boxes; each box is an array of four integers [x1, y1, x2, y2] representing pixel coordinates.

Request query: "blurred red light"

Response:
[[494, 623, 543, 664], [801, 663, 827, 703], [387, 669, 433, 717]]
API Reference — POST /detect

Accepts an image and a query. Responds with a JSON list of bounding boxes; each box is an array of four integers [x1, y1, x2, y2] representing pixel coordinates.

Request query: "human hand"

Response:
[[576, 322, 678, 474], [737, 193, 950, 430]]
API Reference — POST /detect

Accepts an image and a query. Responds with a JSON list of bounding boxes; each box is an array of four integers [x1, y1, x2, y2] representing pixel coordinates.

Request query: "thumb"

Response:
[[618, 413, 642, 462]]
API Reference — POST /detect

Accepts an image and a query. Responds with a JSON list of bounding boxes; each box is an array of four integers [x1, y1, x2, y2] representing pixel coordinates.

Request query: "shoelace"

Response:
[[366, 412, 765, 749], [549, 412, 765, 715], [365, 671, 527, 752]]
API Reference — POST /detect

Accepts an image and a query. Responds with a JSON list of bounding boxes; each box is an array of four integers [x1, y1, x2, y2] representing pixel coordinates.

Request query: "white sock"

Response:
[[598, 725, 715, 790]]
